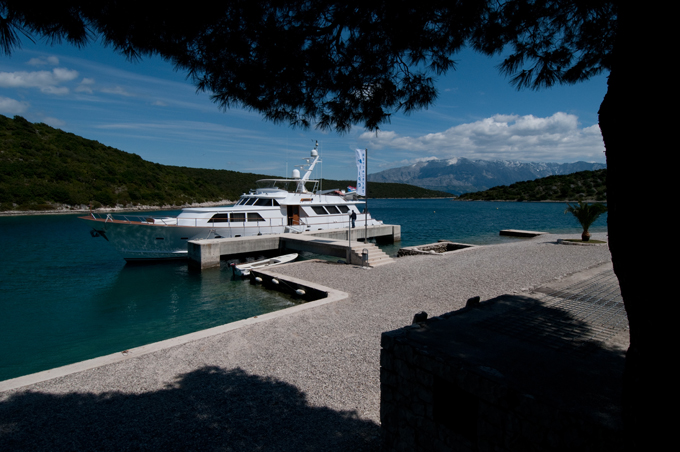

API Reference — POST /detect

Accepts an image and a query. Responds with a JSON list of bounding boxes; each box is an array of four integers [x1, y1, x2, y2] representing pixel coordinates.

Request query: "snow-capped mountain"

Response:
[[367, 158, 606, 195]]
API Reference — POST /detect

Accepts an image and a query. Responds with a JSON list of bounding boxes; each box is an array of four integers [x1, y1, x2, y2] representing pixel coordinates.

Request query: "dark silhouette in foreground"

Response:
[[0, 367, 379, 451]]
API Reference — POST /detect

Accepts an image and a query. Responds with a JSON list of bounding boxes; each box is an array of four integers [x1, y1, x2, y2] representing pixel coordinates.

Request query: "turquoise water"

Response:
[[369, 199, 607, 255], [0, 200, 606, 382]]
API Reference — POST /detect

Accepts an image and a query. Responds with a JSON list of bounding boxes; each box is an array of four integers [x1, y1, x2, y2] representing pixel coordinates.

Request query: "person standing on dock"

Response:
[[350, 210, 357, 228]]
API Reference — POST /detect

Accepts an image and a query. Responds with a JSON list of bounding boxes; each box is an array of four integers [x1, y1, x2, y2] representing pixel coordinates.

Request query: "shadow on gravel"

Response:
[[0, 366, 380, 451]]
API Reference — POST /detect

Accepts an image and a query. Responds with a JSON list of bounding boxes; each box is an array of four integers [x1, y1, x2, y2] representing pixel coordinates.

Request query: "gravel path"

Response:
[[0, 233, 612, 451]]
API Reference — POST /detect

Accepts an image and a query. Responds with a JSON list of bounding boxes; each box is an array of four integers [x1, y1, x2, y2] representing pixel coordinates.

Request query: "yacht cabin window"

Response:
[[310, 205, 354, 215], [209, 213, 230, 223]]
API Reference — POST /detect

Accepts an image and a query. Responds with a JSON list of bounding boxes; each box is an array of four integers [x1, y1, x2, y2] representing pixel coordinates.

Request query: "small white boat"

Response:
[[233, 253, 298, 276]]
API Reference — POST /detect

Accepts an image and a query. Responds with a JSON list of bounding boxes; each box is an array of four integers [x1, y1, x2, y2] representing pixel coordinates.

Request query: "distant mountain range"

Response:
[[367, 158, 606, 195]]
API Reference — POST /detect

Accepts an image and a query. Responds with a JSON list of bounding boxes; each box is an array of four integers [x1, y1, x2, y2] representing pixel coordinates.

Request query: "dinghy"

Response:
[[233, 253, 298, 276]]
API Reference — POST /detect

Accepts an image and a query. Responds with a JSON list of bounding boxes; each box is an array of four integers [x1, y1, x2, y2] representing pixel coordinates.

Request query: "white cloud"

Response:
[[41, 117, 66, 127], [0, 96, 29, 115], [74, 78, 95, 94], [0, 67, 79, 94], [384, 156, 440, 168], [27, 56, 60, 66], [100, 85, 136, 97], [39, 85, 70, 95], [360, 112, 605, 165]]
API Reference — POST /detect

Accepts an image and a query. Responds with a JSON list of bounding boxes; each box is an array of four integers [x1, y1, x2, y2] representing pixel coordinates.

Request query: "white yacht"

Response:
[[81, 144, 382, 261]]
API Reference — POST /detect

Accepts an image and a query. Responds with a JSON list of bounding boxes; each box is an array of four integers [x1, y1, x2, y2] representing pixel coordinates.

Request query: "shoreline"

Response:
[[1, 232, 611, 389], [0, 197, 452, 217], [453, 198, 606, 202], [1, 233, 612, 389], [0, 200, 235, 217], [1, 197, 609, 217], [0, 232, 616, 451]]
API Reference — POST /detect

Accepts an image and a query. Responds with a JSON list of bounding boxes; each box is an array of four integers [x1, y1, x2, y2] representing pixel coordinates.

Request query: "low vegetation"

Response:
[[0, 115, 450, 211], [457, 169, 607, 202], [564, 200, 608, 241]]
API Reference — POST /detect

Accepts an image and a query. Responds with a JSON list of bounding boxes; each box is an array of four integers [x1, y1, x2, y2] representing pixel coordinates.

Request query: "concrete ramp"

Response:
[[281, 235, 393, 267]]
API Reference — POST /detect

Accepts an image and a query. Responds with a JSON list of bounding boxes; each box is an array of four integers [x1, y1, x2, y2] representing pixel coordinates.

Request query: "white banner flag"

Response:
[[355, 149, 366, 196]]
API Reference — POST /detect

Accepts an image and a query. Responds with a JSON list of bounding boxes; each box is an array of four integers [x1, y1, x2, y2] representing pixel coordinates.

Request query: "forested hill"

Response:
[[457, 169, 607, 202], [0, 115, 450, 211]]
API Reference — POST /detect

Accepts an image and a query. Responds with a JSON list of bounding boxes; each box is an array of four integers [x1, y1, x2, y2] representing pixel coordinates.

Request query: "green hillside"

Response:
[[0, 115, 449, 211], [458, 169, 607, 202]]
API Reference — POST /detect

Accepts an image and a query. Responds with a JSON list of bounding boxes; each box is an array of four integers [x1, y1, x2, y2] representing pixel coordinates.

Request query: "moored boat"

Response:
[[233, 253, 299, 276], [81, 143, 383, 261]]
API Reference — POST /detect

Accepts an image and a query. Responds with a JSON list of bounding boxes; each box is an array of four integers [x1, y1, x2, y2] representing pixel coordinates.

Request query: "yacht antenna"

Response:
[[294, 141, 321, 192]]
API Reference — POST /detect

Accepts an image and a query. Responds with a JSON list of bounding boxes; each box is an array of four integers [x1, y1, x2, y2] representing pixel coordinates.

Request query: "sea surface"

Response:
[[0, 199, 607, 382]]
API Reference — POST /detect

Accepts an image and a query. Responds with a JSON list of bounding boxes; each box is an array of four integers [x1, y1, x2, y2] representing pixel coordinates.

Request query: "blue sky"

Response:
[[1, 38, 608, 181]]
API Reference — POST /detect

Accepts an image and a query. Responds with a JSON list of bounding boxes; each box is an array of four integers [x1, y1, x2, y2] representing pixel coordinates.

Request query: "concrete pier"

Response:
[[188, 224, 400, 269]]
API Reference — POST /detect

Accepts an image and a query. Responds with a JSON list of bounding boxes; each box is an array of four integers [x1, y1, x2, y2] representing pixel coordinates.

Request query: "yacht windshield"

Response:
[[256, 180, 291, 191], [256, 179, 318, 193]]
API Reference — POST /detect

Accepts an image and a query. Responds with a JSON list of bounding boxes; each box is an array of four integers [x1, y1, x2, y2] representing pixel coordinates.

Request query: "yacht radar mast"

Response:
[[296, 141, 321, 193]]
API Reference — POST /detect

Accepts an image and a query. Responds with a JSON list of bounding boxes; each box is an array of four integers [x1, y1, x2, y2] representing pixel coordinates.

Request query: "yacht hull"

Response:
[[83, 217, 287, 260]]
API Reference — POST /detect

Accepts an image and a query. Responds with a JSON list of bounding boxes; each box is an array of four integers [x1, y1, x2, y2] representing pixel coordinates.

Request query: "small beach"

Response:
[[0, 232, 616, 451]]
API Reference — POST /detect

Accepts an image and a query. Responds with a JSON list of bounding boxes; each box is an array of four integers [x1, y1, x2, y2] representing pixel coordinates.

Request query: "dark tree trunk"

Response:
[[598, 4, 662, 449]]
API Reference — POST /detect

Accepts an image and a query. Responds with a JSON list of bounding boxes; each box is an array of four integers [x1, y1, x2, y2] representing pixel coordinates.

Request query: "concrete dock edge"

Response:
[[0, 276, 348, 392]]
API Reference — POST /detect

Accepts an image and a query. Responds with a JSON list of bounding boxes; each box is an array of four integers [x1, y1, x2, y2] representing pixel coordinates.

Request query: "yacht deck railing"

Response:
[[86, 212, 381, 232]]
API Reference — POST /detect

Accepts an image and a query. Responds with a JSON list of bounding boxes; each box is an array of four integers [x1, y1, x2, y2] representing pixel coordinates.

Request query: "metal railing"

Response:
[[87, 212, 382, 232]]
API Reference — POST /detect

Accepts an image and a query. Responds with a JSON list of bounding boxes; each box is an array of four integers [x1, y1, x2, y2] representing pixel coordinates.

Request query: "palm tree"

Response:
[[564, 200, 608, 241]]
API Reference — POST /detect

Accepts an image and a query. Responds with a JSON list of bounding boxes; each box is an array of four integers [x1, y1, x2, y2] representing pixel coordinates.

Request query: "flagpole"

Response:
[[364, 148, 368, 244]]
